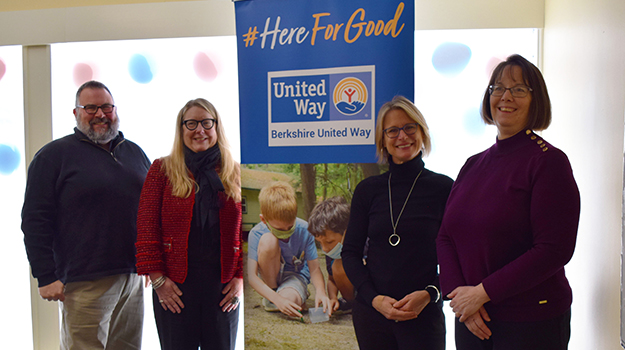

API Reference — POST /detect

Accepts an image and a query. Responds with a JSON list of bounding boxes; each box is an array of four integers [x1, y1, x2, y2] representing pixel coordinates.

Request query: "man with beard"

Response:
[[21, 81, 150, 350]]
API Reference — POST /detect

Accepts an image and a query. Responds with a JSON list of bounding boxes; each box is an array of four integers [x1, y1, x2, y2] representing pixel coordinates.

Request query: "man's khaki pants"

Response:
[[60, 274, 144, 350]]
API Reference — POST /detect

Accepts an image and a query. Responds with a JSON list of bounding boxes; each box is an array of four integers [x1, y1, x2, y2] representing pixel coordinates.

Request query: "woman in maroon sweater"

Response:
[[437, 55, 580, 350], [136, 98, 242, 350]]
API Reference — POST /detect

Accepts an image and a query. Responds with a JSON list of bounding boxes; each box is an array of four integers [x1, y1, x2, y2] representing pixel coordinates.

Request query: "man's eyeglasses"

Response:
[[76, 104, 115, 114], [383, 123, 419, 139], [182, 119, 216, 131], [488, 84, 533, 98]]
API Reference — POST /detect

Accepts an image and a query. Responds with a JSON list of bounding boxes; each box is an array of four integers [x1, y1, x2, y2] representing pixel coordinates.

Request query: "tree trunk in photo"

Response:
[[322, 163, 328, 200], [299, 163, 317, 219], [359, 163, 381, 179]]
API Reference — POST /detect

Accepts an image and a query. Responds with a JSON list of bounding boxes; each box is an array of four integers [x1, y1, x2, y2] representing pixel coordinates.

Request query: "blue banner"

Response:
[[235, 0, 414, 164]]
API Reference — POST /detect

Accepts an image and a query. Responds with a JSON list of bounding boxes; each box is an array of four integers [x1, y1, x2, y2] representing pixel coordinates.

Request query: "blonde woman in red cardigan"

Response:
[[136, 98, 242, 350]]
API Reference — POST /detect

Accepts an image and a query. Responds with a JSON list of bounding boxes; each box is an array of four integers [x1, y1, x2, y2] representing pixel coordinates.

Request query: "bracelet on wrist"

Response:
[[152, 275, 166, 289], [425, 285, 440, 303]]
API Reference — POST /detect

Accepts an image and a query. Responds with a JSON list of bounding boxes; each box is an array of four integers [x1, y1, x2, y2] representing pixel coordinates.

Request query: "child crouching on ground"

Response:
[[247, 181, 330, 318], [308, 196, 355, 313]]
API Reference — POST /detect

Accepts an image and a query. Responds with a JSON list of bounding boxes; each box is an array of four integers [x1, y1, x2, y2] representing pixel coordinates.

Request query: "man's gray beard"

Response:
[[76, 117, 120, 144]]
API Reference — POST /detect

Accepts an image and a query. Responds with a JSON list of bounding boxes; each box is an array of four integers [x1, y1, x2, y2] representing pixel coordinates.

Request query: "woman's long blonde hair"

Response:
[[375, 95, 431, 164], [161, 98, 241, 202]]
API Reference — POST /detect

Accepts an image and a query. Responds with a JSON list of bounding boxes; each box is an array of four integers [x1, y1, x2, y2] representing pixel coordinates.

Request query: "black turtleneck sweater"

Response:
[[343, 154, 453, 306]]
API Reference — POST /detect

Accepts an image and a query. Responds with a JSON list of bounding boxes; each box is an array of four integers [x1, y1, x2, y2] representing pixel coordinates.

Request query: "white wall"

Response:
[[0, 0, 236, 45], [416, 0, 544, 29], [543, 0, 625, 348]]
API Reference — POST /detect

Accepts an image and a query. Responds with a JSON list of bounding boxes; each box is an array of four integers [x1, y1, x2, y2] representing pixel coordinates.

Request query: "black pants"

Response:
[[455, 309, 571, 350], [352, 299, 445, 350], [153, 263, 238, 350]]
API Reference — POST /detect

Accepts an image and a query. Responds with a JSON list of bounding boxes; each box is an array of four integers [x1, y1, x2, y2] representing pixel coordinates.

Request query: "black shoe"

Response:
[[338, 298, 353, 312]]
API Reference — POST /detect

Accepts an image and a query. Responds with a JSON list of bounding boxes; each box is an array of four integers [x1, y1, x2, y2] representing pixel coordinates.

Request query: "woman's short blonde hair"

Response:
[[375, 95, 431, 164]]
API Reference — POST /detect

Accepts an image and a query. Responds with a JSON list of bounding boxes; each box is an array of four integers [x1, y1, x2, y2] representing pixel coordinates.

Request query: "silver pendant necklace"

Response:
[[388, 169, 423, 246]]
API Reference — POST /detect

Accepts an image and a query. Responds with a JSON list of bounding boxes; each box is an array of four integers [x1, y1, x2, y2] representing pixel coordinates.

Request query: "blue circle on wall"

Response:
[[463, 107, 486, 136], [432, 42, 472, 77], [128, 54, 154, 84], [0, 144, 21, 175]]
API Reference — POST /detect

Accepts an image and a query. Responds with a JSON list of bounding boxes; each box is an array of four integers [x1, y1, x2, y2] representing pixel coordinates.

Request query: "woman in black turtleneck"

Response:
[[342, 96, 452, 350]]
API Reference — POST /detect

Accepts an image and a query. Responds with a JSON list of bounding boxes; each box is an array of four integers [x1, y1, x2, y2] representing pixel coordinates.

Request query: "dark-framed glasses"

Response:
[[488, 84, 533, 98], [383, 123, 419, 138], [182, 118, 216, 131], [76, 104, 115, 114]]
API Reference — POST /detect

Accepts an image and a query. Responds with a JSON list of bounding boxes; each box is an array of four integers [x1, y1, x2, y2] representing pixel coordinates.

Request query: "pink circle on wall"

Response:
[[0, 59, 6, 82], [194, 52, 218, 82], [73, 63, 94, 87], [485, 56, 506, 78]]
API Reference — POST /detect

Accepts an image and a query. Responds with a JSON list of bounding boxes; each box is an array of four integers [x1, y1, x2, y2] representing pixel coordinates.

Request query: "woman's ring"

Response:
[[231, 296, 239, 304], [159, 299, 164, 303]]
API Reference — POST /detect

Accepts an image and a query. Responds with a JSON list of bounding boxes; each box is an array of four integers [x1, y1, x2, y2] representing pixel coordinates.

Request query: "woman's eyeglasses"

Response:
[[383, 123, 418, 138], [182, 118, 216, 131]]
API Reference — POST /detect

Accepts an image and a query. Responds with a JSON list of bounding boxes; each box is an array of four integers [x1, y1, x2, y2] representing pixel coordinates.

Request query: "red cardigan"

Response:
[[135, 158, 243, 284]]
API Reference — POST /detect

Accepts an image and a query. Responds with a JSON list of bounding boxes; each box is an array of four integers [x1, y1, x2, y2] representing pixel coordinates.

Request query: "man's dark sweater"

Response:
[[22, 128, 150, 287]]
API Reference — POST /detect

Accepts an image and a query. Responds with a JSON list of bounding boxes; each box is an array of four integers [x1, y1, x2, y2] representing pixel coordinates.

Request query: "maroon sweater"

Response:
[[135, 159, 243, 284], [437, 130, 580, 322]]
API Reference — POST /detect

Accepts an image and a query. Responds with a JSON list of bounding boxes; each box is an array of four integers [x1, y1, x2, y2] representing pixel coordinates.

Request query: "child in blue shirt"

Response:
[[247, 181, 330, 318], [308, 196, 355, 313]]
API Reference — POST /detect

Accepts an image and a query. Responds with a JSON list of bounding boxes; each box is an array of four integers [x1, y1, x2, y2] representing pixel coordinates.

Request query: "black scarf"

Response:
[[184, 145, 224, 230]]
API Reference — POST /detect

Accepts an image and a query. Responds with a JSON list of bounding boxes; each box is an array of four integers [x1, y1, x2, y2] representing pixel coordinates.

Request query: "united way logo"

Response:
[[267, 66, 375, 147], [333, 77, 368, 116]]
